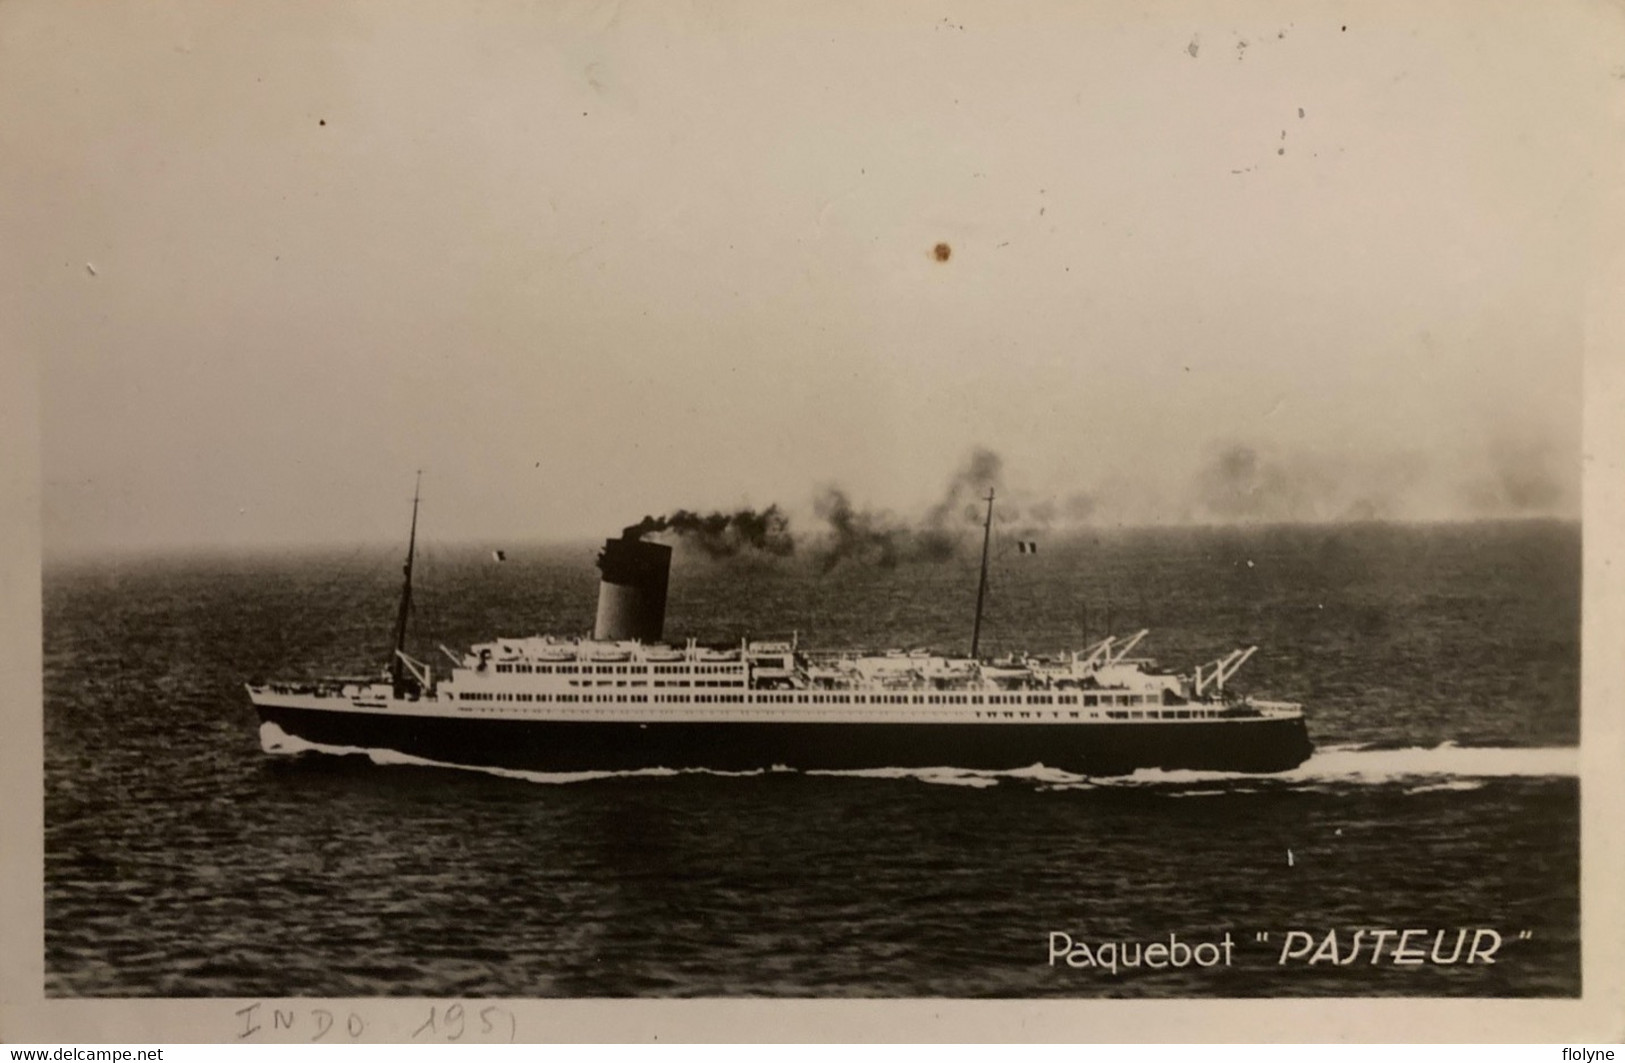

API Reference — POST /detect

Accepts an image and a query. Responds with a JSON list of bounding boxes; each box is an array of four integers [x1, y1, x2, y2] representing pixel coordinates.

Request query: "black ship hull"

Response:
[[256, 704, 1314, 776]]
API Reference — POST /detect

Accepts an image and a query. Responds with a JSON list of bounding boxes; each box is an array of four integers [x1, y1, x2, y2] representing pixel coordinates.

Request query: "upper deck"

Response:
[[451, 629, 1241, 705]]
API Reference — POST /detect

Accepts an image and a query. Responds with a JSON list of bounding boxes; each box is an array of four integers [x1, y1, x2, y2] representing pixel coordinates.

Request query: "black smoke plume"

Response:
[[622, 505, 795, 558], [924, 447, 1005, 527], [812, 447, 1005, 571], [811, 487, 908, 569]]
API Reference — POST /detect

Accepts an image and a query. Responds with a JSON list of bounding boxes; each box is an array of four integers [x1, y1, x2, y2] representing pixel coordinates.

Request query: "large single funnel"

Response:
[[593, 538, 672, 642]]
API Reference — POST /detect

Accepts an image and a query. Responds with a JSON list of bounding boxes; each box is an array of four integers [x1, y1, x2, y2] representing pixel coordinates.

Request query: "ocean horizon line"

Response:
[[40, 514, 1581, 566]]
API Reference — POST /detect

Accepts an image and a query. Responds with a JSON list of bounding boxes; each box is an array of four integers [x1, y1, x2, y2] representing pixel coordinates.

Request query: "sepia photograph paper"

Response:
[[2, 0, 1622, 1043]]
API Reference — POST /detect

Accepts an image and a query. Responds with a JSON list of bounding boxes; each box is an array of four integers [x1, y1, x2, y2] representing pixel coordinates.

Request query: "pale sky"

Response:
[[4, 0, 1613, 552]]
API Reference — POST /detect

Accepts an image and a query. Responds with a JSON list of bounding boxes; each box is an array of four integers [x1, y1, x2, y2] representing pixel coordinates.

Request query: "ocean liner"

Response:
[[247, 479, 1314, 775]]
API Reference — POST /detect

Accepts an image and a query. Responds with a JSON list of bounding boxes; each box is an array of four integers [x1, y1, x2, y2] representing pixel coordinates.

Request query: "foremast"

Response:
[[389, 471, 423, 697]]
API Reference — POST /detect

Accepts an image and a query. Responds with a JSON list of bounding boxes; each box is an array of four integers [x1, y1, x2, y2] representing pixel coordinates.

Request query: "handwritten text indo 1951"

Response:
[[234, 1002, 517, 1043]]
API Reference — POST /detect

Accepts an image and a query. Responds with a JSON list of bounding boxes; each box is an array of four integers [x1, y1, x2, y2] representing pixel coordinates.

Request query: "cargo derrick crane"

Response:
[[1192, 646, 1258, 699], [1107, 629, 1149, 664], [1070, 628, 1152, 675]]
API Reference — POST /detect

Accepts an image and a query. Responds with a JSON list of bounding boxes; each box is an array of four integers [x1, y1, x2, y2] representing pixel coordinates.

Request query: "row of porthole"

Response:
[[444, 706, 1222, 723]]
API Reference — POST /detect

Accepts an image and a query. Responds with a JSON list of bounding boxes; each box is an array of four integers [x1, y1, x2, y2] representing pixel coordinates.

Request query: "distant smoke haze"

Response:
[[1185, 443, 1433, 524], [1462, 433, 1576, 518], [1178, 434, 1576, 525], [622, 434, 1576, 569]]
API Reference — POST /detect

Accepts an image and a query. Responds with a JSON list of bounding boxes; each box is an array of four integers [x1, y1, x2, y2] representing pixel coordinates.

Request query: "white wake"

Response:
[[259, 724, 1575, 790]]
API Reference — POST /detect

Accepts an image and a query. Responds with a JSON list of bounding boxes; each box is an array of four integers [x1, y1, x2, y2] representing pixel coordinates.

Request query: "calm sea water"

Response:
[[43, 521, 1580, 997]]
